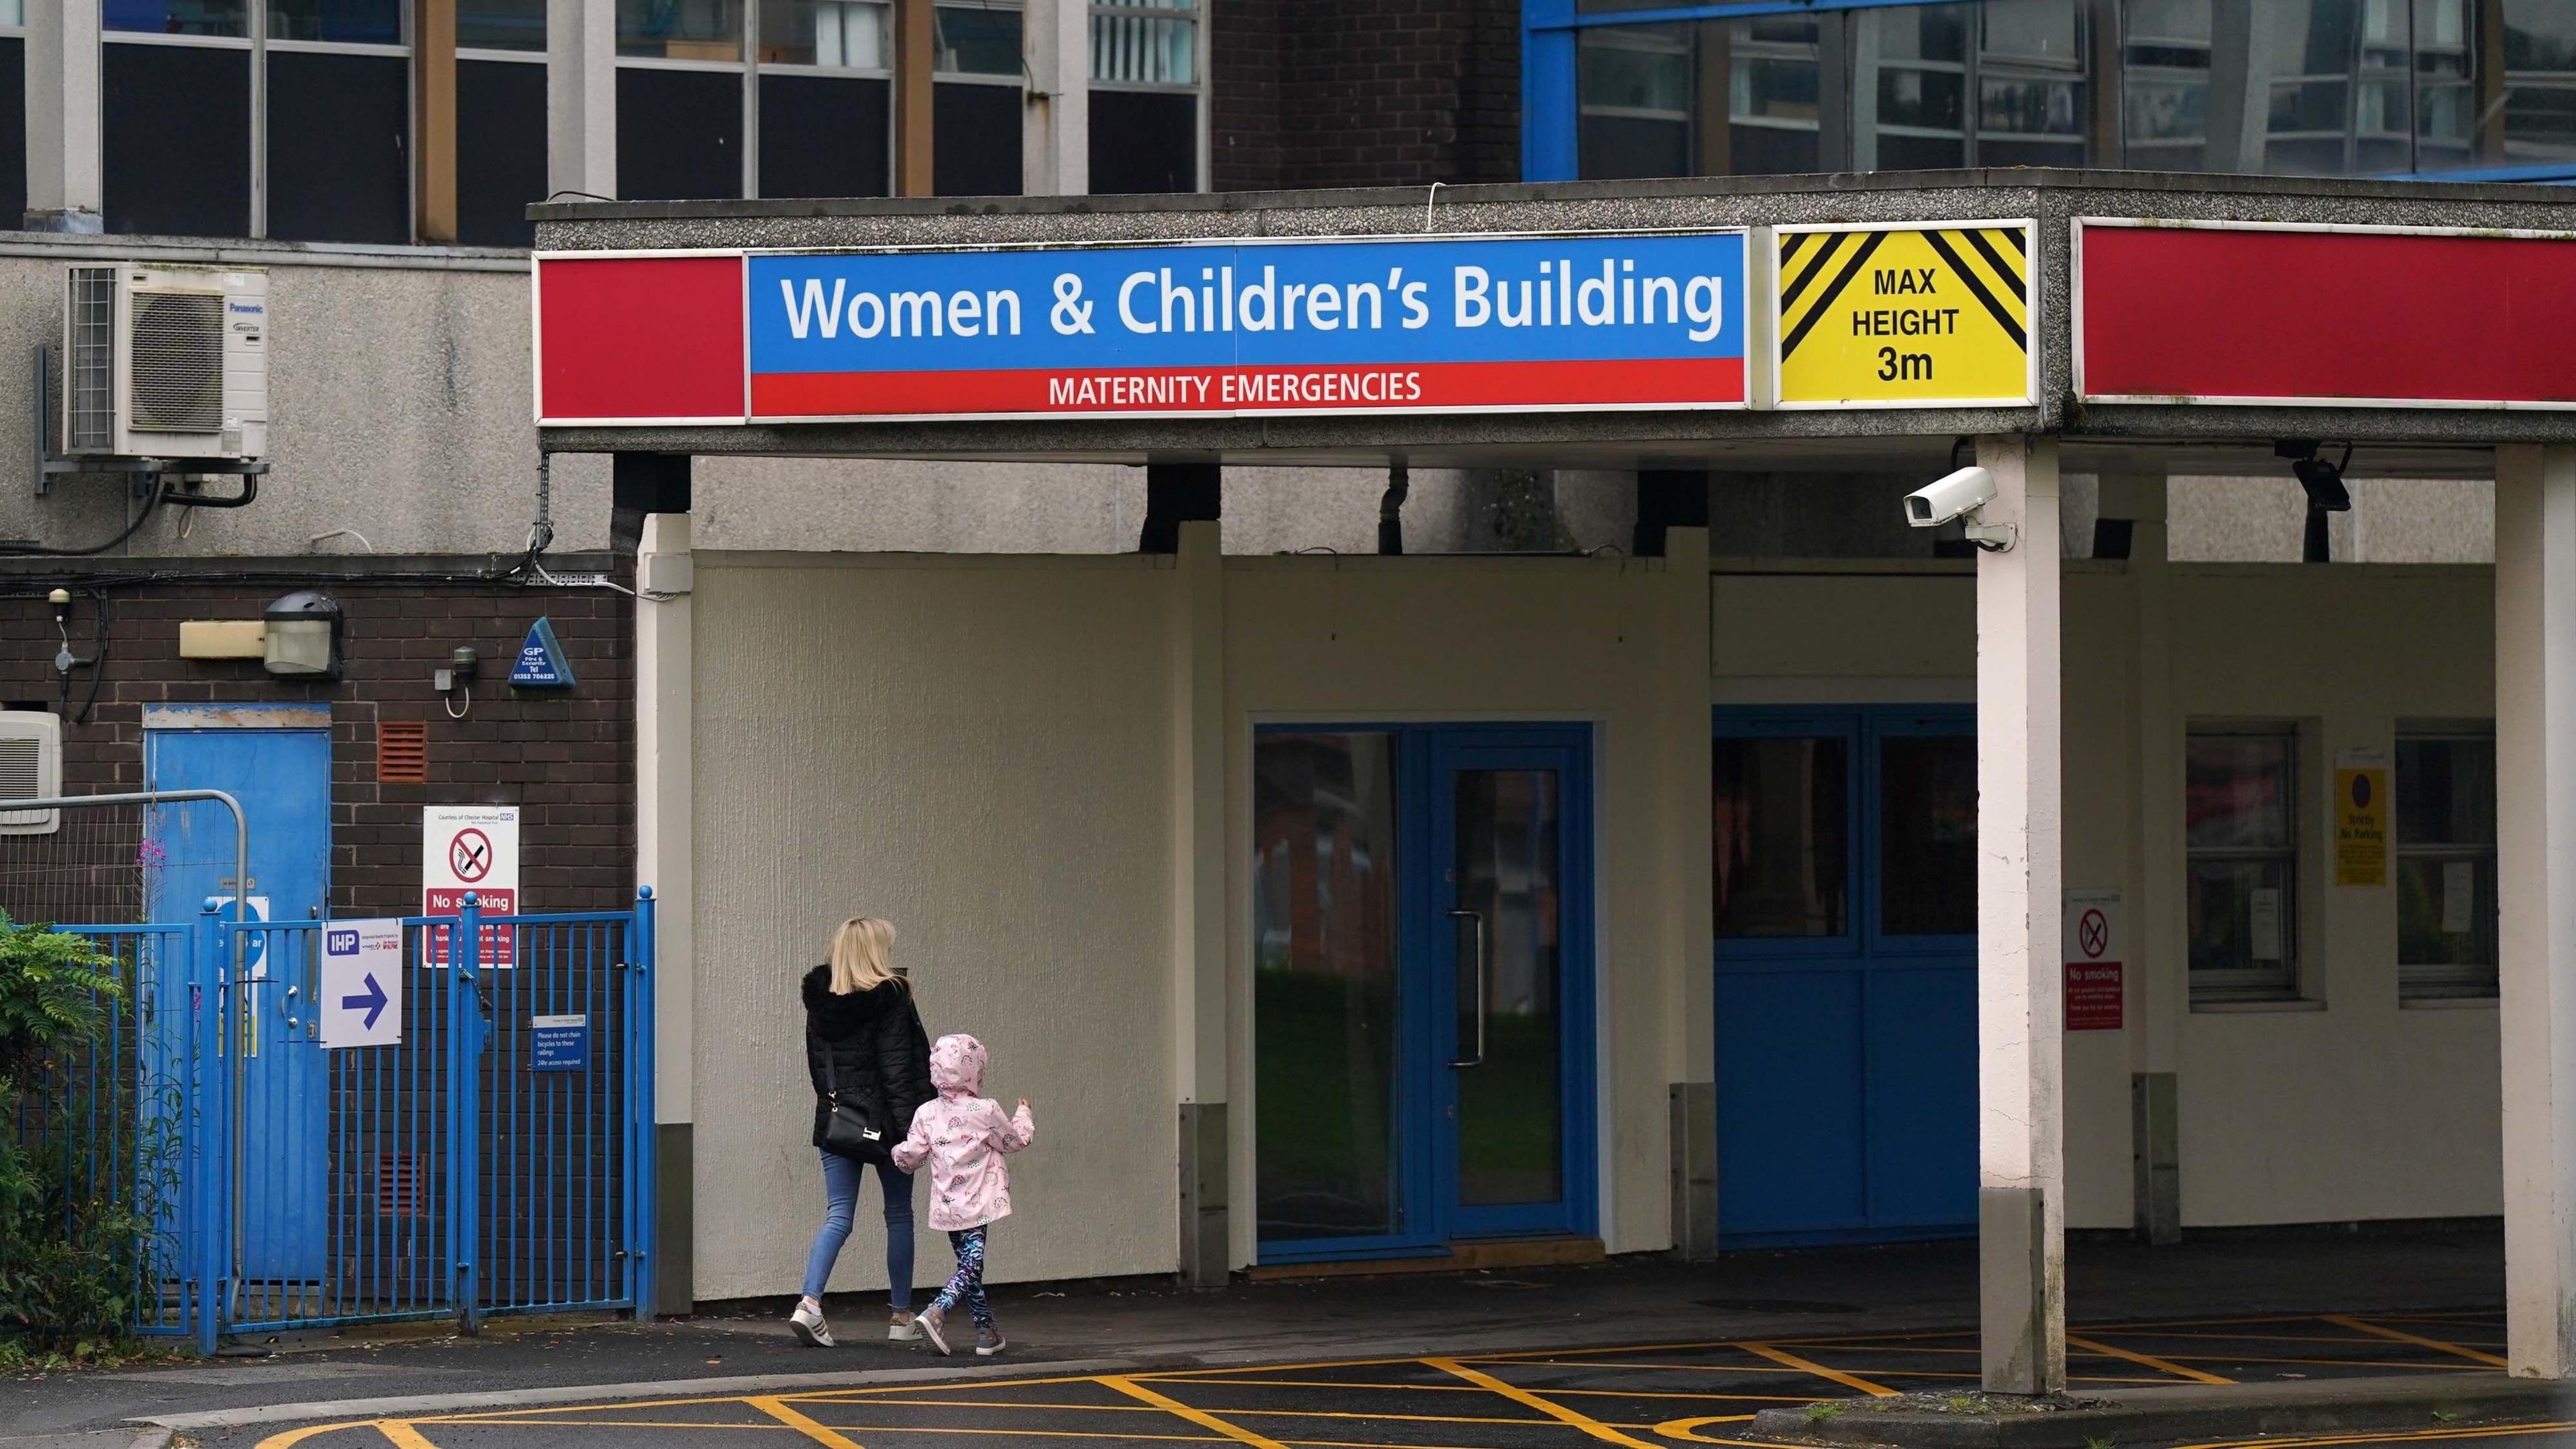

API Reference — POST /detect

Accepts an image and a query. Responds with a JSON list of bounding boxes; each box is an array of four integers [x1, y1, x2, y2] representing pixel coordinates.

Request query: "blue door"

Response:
[[1713, 706, 1976, 1244], [1252, 724, 1597, 1261], [145, 708, 332, 1283]]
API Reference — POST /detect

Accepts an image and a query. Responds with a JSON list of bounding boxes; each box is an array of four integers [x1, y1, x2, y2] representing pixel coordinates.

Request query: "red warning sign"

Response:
[[424, 806, 519, 967], [2064, 891, 2123, 1032]]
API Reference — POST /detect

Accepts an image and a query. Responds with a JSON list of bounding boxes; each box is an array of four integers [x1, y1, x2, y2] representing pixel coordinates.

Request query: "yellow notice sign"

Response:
[[2334, 747, 2390, 887], [1774, 221, 2036, 408]]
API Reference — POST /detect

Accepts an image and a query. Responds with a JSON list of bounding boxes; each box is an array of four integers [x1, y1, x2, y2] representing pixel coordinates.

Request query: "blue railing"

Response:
[[54, 890, 655, 1352]]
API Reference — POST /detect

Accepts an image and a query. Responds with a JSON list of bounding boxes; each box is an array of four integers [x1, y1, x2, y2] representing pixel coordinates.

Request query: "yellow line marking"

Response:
[[2065, 1333, 2235, 1385], [1423, 1354, 1663, 1448], [374, 1423, 445, 1449], [2320, 1315, 2512, 1368], [1102, 1373, 1296, 1449], [254, 1426, 369, 1449], [748, 1396, 869, 1448], [1650, 1417, 1771, 1446], [1731, 1343, 1899, 1398], [410, 1421, 786, 1432], [1135, 1375, 1819, 1401]]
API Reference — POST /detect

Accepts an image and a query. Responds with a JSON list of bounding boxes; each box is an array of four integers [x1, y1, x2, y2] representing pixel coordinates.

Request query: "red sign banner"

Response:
[[2076, 220, 2576, 408]]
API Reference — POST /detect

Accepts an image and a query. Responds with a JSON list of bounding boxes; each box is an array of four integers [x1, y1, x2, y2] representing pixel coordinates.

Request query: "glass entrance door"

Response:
[[1254, 724, 1595, 1261]]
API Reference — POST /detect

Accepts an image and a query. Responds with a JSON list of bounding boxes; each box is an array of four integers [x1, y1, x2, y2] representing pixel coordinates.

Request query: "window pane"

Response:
[[105, 1, 250, 37], [2508, 0, 2576, 68], [103, 41, 250, 237], [761, 0, 886, 67], [935, 4, 1021, 75], [268, 50, 409, 244], [1090, 88, 1195, 193], [2397, 737, 2496, 846], [617, 0, 741, 59], [1870, 3, 1971, 63], [761, 72, 889, 197], [1880, 735, 1976, 937], [268, 0, 402, 42], [2398, 855, 2498, 971], [0, 38, 24, 230], [1455, 767, 1565, 1210], [1578, 17, 1818, 180], [2188, 857, 2294, 975], [1714, 735, 1848, 938], [616, 65, 743, 199], [460, 0, 548, 50], [2186, 735, 2294, 850], [1092, 4, 1195, 85], [933, 79, 1022, 194], [1253, 733, 1402, 1244], [1984, 0, 2082, 64], [460, 57, 546, 245]]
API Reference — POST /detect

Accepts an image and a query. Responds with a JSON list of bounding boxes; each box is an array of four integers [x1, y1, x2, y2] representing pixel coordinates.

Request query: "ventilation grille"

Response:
[[0, 734, 46, 830], [66, 267, 115, 451], [127, 290, 225, 432], [378, 720, 428, 784], [376, 1152, 424, 1216]]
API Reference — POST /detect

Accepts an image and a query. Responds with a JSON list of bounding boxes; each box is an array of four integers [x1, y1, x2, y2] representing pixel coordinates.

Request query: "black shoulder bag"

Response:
[[820, 1054, 889, 1163]]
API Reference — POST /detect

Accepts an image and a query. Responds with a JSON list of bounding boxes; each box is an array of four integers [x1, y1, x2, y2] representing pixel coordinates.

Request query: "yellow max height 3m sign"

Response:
[[1773, 221, 2037, 408]]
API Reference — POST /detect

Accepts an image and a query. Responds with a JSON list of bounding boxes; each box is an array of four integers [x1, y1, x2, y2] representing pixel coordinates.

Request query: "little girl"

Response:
[[891, 1033, 1035, 1356]]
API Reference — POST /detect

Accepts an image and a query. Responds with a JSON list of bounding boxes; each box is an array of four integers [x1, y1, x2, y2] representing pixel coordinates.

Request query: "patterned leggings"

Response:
[[929, 1226, 994, 1332]]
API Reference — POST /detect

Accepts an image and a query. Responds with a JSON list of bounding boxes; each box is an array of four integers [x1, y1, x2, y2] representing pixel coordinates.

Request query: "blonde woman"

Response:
[[790, 917, 933, 1347]]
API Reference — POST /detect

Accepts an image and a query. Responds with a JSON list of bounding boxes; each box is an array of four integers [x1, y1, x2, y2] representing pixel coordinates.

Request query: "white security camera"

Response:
[[1903, 466, 2017, 551]]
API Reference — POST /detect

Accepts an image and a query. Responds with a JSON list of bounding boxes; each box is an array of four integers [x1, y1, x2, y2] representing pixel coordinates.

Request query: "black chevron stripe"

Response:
[[1780, 229, 1888, 360]]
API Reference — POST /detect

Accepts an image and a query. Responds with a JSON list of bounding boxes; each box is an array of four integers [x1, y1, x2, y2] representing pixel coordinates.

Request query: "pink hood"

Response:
[[929, 1033, 987, 1097]]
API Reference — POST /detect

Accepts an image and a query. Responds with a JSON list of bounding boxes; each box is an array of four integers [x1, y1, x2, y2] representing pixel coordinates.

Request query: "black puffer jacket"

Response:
[[802, 967, 932, 1162]]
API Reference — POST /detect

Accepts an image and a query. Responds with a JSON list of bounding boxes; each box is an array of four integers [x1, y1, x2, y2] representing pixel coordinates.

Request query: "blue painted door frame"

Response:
[[1713, 704, 1976, 1245], [144, 706, 333, 1283], [1258, 722, 1598, 1262]]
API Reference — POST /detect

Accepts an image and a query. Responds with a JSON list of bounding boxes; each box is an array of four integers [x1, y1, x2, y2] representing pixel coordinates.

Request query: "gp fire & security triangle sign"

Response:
[[1773, 221, 2037, 409], [510, 616, 576, 689]]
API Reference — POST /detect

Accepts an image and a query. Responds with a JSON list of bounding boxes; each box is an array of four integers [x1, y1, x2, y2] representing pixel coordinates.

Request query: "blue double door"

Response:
[[1714, 706, 1978, 1244], [143, 707, 333, 1283], [1252, 724, 1597, 1261]]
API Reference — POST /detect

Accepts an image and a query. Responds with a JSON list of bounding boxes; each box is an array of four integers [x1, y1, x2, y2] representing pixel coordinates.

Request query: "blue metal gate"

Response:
[[61, 891, 656, 1351]]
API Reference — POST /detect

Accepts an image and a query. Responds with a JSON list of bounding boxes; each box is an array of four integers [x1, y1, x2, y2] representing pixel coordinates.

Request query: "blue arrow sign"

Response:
[[341, 973, 388, 1030]]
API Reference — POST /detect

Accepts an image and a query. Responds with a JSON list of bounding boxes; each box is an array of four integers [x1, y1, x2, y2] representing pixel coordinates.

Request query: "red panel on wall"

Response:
[[537, 256, 745, 422], [2077, 223, 2576, 407]]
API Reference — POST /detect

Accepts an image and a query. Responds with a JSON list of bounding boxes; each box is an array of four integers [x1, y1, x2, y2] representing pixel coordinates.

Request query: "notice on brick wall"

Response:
[[424, 805, 519, 967], [2334, 747, 2390, 888]]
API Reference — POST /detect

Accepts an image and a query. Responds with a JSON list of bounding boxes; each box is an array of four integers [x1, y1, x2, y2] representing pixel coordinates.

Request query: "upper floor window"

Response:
[[1091, 0, 1199, 193]]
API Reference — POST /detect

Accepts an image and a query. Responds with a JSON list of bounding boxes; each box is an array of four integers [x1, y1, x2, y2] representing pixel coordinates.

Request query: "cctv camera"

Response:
[[1905, 466, 1998, 528]]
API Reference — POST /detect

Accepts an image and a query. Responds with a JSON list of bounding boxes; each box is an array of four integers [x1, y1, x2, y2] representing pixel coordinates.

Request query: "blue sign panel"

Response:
[[744, 232, 1750, 421], [531, 1014, 587, 1071], [511, 616, 576, 689]]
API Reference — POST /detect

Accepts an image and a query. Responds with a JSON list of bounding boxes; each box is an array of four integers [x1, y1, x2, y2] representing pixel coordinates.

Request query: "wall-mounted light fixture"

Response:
[[262, 590, 343, 682]]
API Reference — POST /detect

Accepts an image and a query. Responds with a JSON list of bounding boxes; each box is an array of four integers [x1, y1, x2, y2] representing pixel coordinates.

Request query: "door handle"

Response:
[[1447, 908, 1485, 1069]]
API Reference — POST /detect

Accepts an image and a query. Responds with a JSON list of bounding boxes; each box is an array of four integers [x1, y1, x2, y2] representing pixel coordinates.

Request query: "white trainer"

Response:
[[888, 1311, 921, 1342], [788, 1301, 835, 1348]]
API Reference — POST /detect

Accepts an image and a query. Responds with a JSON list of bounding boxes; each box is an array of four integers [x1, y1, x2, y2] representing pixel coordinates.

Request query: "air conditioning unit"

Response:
[[62, 264, 268, 461], [0, 711, 62, 836]]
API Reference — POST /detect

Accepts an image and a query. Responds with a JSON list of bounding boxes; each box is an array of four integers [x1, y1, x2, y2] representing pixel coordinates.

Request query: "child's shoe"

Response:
[[888, 1310, 920, 1342], [975, 1326, 1006, 1357], [917, 1303, 953, 1355], [788, 1299, 834, 1348]]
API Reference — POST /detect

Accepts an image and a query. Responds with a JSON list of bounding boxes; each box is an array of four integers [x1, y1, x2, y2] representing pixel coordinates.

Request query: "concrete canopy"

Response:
[[533, 168, 2576, 471]]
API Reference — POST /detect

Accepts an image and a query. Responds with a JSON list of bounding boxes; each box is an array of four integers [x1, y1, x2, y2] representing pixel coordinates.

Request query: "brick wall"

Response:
[[1212, 0, 1521, 192], [0, 568, 635, 922]]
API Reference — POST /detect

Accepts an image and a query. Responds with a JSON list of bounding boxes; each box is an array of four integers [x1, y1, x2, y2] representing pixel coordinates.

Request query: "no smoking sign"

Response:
[[2063, 890, 2123, 1033], [423, 806, 520, 967]]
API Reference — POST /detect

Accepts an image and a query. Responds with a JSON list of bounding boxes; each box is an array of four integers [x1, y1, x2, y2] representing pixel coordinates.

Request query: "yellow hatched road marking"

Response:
[[374, 1424, 445, 1449], [1731, 1342, 1899, 1397], [1650, 1416, 1773, 1447], [1101, 1373, 1295, 1449], [1136, 1375, 1818, 1401], [1422, 1354, 1662, 1449], [2064, 1333, 2235, 1385], [2320, 1315, 2512, 1368], [748, 1395, 869, 1448]]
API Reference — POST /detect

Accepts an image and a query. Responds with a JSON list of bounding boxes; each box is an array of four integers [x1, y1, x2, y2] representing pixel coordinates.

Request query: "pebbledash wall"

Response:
[[681, 533, 2494, 1302], [0, 564, 636, 922]]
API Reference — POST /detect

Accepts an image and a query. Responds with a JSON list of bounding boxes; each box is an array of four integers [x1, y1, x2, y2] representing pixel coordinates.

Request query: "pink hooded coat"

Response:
[[892, 1033, 1035, 1231]]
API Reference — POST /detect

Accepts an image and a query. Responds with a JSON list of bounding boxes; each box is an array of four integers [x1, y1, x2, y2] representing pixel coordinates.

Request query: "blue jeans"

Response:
[[802, 1150, 916, 1308]]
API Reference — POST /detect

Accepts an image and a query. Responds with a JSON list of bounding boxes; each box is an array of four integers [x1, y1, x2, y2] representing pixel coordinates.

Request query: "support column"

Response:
[[895, 0, 935, 197], [1170, 515, 1229, 1285], [416, 0, 459, 242], [25, 3, 103, 233], [637, 501, 696, 1317], [2497, 444, 2576, 1379], [2104, 471, 2182, 1246], [1141, 461, 1222, 554], [1976, 434, 2065, 1395], [549, 0, 616, 199], [1658, 519, 1718, 1259], [1022, 0, 1089, 197]]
